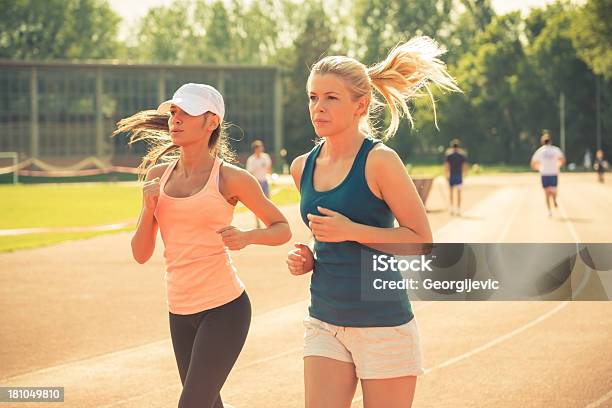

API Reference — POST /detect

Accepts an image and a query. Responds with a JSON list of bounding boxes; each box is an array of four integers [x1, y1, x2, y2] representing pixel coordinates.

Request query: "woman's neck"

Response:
[[178, 142, 215, 176], [322, 129, 366, 161]]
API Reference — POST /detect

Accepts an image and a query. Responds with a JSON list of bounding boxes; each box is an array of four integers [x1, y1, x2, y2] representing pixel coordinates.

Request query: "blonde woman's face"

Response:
[[168, 105, 218, 147], [307, 74, 367, 138]]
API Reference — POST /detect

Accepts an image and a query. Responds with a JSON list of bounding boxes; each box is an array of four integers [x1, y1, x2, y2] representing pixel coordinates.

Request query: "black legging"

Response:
[[169, 291, 251, 408]]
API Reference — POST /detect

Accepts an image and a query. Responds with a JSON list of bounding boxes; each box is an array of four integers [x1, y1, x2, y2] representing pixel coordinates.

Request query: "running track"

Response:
[[1, 173, 611, 407]]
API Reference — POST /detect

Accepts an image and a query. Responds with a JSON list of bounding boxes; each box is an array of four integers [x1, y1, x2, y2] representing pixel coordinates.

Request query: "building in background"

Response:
[[0, 60, 283, 167]]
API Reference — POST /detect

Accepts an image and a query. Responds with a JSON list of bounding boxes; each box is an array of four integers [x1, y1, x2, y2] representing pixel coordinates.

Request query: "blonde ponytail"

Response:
[[309, 36, 460, 141], [368, 36, 461, 139]]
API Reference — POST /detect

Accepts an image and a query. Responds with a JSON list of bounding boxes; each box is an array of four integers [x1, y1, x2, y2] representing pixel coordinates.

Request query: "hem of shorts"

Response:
[[168, 289, 245, 315], [308, 312, 414, 328], [357, 367, 425, 380], [303, 349, 353, 364]]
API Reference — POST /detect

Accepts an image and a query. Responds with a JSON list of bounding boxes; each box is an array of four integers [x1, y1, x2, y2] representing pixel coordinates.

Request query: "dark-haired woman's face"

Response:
[[307, 74, 366, 138], [168, 105, 218, 147]]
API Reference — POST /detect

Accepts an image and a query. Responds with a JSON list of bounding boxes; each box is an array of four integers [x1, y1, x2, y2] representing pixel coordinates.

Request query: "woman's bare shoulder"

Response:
[[144, 162, 171, 181], [219, 161, 255, 184], [368, 142, 403, 167]]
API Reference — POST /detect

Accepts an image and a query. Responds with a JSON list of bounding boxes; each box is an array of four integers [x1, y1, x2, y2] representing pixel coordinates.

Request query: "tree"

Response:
[[134, 0, 287, 65], [528, 2, 599, 163], [135, 0, 195, 63], [423, 12, 528, 164], [283, 0, 337, 160], [570, 0, 612, 80], [445, 0, 494, 65], [228, 0, 281, 65], [198, 0, 234, 63], [0, 0, 121, 60], [351, 0, 453, 65]]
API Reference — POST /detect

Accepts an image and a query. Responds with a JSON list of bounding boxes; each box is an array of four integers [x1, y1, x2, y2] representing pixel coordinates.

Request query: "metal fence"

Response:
[[0, 60, 283, 166]]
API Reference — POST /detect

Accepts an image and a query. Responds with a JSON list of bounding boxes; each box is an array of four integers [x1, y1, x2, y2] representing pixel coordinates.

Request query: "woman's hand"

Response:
[[143, 177, 160, 211], [287, 243, 314, 275], [217, 226, 251, 250], [307, 206, 356, 243], [222, 166, 292, 246]]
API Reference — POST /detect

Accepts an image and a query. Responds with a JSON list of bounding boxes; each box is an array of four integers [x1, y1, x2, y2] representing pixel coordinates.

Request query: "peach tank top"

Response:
[[154, 157, 245, 315]]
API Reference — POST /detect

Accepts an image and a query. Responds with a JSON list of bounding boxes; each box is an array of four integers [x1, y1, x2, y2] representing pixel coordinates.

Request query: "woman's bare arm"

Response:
[[131, 164, 167, 263]]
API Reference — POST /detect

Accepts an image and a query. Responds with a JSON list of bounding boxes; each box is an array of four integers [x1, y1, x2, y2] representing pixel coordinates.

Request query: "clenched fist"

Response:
[[286, 243, 314, 276], [143, 177, 160, 211], [217, 226, 251, 250]]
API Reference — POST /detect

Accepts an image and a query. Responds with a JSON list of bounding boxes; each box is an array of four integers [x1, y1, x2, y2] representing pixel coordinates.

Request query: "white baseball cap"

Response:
[[157, 83, 225, 121]]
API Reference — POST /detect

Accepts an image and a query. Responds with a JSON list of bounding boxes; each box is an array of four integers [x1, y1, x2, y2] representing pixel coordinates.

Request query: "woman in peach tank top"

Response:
[[113, 83, 291, 408]]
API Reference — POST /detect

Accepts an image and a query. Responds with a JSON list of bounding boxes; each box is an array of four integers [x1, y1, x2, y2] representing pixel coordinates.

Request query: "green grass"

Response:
[[406, 164, 446, 177], [0, 172, 139, 184], [0, 182, 300, 253], [269, 185, 301, 206], [0, 184, 142, 229], [1, 161, 533, 253], [224, 184, 300, 213]]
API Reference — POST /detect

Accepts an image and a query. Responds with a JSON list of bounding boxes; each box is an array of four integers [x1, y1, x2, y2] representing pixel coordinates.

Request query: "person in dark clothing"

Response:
[[594, 149, 609, 183], [444, 139, 468, 216]]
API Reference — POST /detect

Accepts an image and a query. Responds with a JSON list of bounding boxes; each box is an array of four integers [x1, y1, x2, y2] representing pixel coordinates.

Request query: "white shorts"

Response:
[[303, 316, 424, 379]]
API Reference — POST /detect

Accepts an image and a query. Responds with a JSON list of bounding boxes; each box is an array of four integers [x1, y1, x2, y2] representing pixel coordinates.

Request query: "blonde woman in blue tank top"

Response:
[[286, 37, 460, 408]]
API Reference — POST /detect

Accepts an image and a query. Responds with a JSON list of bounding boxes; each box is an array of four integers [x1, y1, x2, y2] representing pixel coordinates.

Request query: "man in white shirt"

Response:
[[246, 140, 272, 227], [530, 131, 566, 217]]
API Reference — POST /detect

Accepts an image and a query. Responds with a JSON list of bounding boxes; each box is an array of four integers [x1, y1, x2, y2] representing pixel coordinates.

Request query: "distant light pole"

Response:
[[596, 76, 602, 151], [560, 92, 566, 154]]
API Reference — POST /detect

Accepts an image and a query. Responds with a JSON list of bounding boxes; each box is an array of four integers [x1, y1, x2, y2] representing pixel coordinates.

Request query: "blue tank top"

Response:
[[299, 137, 414, 327]]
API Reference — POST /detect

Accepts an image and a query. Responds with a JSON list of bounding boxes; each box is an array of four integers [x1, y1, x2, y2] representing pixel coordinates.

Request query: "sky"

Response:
[[108, 0, 566, 41]]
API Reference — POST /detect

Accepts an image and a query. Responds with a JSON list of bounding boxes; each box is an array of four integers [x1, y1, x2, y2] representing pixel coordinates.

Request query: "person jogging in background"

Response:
[[530, 130, 565, 217], [113, 83, 291, 408], [444, 138, 468, 216], [246, 139, 272, 227], [594, 149, 609, 183], [286, 36, 460, 408]]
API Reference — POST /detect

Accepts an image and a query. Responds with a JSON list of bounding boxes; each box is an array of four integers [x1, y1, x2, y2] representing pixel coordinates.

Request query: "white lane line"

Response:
[[496, 187, 527, 243], [417, 191, 586, 378], [0, 339, 170, 383], [0, 299, 307, 383], [96, 346, 307, 408], [557, 193, 607, 408], [557, 200, 581, 243], [1, 299, 435, 387], [585, 388, 612, 408], [556, 199, 598, 299], [13, 190, 590, 408], [426, 301, 568, 373], [95, 301, 439, 408], [350, 301, 570, 406], [103, 195, 595, 408], [434, 187, 519, 242], [353, 191, 582, 406], [97, 301, 439, 408]]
